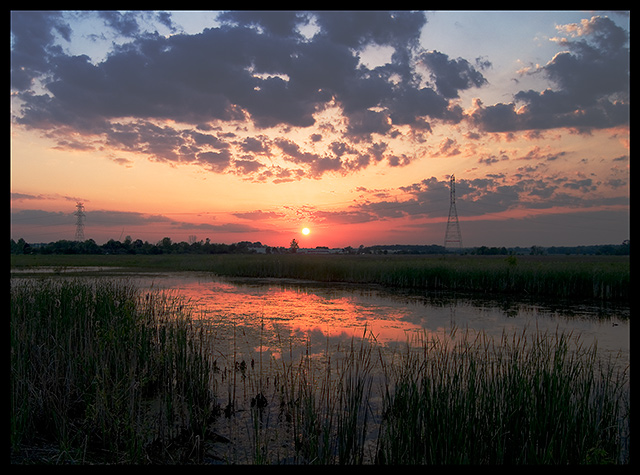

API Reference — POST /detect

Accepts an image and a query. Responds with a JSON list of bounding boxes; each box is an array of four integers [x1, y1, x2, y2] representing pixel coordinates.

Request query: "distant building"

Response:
[[248, 246, 267, 254], [298, 248, 345, 255]]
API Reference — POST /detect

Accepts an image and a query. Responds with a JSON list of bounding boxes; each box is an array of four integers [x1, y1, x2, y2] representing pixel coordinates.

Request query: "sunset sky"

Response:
[[10, 10, 629, 248]]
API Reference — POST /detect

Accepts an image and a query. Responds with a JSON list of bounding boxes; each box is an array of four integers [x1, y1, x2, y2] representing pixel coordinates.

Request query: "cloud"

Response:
[[172, 221, 262, 233], [11, 192, 83, 202], [11, 11, 628, 192], [312, 11, 426, 49], [11, 11, 492, 182], [10, 11, 70, 90], [420, 50, 488, 99], [217, 11, 308, 39], [196, 150, 231, 172], [11, 206, 263, 238], [341, 171, 627, 223], [233, 210, 284, 221], [96, 11, 178, 38], [467, 15, 629, 133]]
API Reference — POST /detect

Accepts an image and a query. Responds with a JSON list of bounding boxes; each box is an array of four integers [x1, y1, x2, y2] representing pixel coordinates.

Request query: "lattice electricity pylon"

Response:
[[74, 202, 85, 241], [444, 175, 462, 249]]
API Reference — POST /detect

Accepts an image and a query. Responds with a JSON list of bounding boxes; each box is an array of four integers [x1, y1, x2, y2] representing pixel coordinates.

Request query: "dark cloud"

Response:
[[98, 11, 144, 37], [468, 15, 629, 133], [172, 221, 262, 233], [10, 208, 173, 230], [11, 207, 263, 239], [11, 208, 73, 227], [240, 136, 271, 155], [233, 158, 264, 175], [10, 11, 70, 90], [11, 11, 494, 181], [11, 192, 83, 202], [420, 50, 488, 99], [88, 210, 173, 226], [312, 11, 426, 49], [345, 172, 622, 222], [346, 109, 392, 138], [13, 11, 627, 188], [233, 210, 284, 220], [196, 150, 232, 172], [217, 11, 308, 38]]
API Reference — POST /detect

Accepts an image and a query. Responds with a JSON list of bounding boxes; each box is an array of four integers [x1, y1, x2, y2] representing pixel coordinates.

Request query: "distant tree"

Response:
[[159, 237, 173, 253], [289, 238, 299, 253], [11, 238, 30, 254], [79, 239, 100, 254], [619, 239, 630, 255]]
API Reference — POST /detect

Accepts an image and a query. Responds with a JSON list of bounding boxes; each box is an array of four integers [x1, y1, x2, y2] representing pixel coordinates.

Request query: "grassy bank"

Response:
[[11, 253, 630, 301], [11, 278, 630, 464]]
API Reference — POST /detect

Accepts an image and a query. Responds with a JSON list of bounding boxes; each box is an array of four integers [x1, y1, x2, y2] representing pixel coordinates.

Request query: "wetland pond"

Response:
[[21, 269, 626, 369], [139, 272, 629, 365], [11, 268, 629, 368]]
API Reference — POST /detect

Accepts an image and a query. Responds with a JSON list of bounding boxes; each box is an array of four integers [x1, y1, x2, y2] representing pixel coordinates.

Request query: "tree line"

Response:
[[10, 237, 629, 256], [10, 237, 281, 255]]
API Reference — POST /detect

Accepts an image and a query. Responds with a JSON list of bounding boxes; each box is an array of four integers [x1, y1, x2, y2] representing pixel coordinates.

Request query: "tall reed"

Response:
[[12, 254, 630, 301], [170, 254, 630, 301], [211, 323, 628, 464], [375, 327, 629, 464], [10, 278, 216, 463]]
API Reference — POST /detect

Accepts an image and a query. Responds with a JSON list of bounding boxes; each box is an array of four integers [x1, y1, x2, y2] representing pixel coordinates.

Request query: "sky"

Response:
[[10, 10, 630, 248]]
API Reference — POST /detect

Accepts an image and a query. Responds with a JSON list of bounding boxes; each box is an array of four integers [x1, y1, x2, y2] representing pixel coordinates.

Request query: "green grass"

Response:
[[10, 278, 216, 463], [219, 324, 629, 464], [11, 277, 630, 464], [11, 253, 630, 301], [375, 328, 629, 464]]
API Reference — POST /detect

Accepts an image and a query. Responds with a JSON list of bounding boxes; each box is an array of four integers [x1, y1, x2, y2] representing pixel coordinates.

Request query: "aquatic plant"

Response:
[[375, 327, 629, 464], [218, 325, 629, 464], [10, 278, 216, 463]]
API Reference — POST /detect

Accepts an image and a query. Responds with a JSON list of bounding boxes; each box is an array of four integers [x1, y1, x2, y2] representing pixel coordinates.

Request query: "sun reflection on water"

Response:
[[135, 272, 629, 371], [157, 276, 432, 360]]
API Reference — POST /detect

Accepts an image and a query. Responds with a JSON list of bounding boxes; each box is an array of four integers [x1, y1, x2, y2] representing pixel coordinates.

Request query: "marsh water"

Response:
[[12, 269, 629, 368], [42, 269, 624, 371]]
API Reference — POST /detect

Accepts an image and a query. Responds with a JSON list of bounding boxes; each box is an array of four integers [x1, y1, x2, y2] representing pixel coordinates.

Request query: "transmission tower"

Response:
[[444, 175, 462, 249], [74, 202, 86, 241]]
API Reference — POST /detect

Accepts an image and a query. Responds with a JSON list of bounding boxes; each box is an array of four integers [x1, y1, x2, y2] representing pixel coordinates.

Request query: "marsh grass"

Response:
[[11, 277, 629, 464], [375, 328, 629, 464], [210, 254, 630, 301], [11, 253, 630, 301], [10, 278, 217, 463], [216, 324, 629, 464]]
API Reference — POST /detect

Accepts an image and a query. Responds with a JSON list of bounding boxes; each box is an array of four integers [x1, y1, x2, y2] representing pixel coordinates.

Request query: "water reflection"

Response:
[[135, 272, 629, 369]]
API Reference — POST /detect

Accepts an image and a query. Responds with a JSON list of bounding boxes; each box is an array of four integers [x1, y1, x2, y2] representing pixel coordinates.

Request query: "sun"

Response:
[[301, 227, 310, 235]]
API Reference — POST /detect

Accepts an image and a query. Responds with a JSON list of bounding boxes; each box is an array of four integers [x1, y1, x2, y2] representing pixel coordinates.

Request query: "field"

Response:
[[11, 253, 630, 301], [10, 277, 630, 464]]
